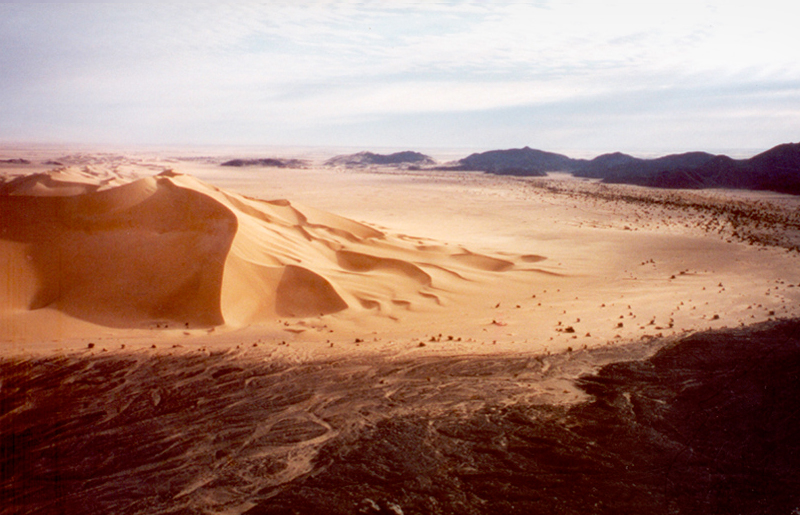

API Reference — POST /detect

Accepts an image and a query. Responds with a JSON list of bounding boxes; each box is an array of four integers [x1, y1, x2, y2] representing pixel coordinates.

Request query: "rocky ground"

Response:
[[3, 320, 799, 515]]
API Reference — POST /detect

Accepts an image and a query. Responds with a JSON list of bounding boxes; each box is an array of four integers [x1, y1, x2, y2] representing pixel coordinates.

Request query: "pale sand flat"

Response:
[[1, 147, 799, 359]]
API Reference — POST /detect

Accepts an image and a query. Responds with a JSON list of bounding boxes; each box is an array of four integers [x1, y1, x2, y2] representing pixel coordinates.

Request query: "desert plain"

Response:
[[2, 145, 800, 514]]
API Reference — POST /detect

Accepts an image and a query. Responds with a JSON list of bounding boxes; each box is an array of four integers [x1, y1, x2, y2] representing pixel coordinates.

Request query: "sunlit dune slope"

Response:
[[0, 169, 514, 330]]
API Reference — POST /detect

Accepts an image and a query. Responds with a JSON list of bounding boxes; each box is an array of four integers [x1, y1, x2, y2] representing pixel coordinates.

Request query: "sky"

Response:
[[0, 1, 798, 155]]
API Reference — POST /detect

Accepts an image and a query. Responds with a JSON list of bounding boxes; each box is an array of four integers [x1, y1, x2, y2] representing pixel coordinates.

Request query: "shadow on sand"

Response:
[[2, 320, 800, 514]]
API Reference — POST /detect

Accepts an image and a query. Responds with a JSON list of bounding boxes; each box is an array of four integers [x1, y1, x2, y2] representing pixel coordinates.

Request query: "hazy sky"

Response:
[[1, 1, 798, 153]]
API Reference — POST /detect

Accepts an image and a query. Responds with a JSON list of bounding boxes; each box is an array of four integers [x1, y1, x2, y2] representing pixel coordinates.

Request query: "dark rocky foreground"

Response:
[[2, 321, 800, 515]]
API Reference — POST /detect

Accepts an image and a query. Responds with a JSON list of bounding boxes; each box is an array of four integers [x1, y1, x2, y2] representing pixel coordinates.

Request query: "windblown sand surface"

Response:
[[2, 157, 539, 350], [2, 146, 800, 514], [2, 148, 799, 355]]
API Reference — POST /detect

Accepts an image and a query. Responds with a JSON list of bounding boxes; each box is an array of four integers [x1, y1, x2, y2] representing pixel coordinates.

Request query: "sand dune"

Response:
[[0, 164, 138, 196], [0, 172, 234, 328], [0, 168, 520, 335], [4, 149, 800, 515], [3, 153, 800, 353]]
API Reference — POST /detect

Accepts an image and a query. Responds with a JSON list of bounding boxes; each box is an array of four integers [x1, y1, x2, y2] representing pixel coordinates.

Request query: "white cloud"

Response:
[[0, 1, 798, 149]]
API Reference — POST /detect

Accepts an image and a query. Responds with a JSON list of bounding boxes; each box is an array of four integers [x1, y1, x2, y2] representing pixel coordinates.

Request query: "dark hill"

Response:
[[325, 142, 800, 195], [575, 152, 639, 177], [576, 151, 717, 180], [444, 148, 719, 180], [747, 143, 800, 194], [325, 151, 435, 168], [220, 158, 308, 168], [600, 143, 800, 195], [448, 147, 582, 176]]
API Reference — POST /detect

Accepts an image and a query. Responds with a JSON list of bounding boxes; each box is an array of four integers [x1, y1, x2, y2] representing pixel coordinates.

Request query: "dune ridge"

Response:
[[0, 165, 138, 197], [0, 168, 517, 333]]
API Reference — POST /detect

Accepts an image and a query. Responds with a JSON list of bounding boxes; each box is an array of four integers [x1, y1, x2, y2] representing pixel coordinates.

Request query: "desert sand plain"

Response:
[[2, 146, 800, 354], [2, 145, 800, 514]]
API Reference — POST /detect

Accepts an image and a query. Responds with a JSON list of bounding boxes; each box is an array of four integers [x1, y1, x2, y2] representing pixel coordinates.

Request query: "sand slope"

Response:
[[0, 168, 515, 334]]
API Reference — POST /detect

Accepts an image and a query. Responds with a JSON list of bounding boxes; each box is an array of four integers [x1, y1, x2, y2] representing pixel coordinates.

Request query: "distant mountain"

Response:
[[746, 143, 800, 194], [325, 151, 435, 168], [220, 158, 308, 168], [443, 142, 800, 195], [576, 152, 717, 179], [446, 147, 581, 176], [575, 152, 639, 176], [443, 147, 716, 178], [597, 143, 800, 195]]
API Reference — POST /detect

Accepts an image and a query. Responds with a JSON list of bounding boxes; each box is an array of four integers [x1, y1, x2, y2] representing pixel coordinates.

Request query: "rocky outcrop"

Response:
[[325, 151, 435, 168], [445, 146, 580, 176], [220, 158, 308, 168]]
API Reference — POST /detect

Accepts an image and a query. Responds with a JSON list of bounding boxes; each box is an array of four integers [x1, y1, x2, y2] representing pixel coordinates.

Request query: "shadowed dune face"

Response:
[[275, 265, 349, 317], [451, 251, 514, 272], [0, 170, 520, 330], [336, 250, 433, 286], [0, 176, 236, 327]]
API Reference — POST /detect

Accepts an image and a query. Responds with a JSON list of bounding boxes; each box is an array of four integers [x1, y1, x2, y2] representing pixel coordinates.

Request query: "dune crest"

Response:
[[0, 165, 138, 197], [0, 169, 517, 332]]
